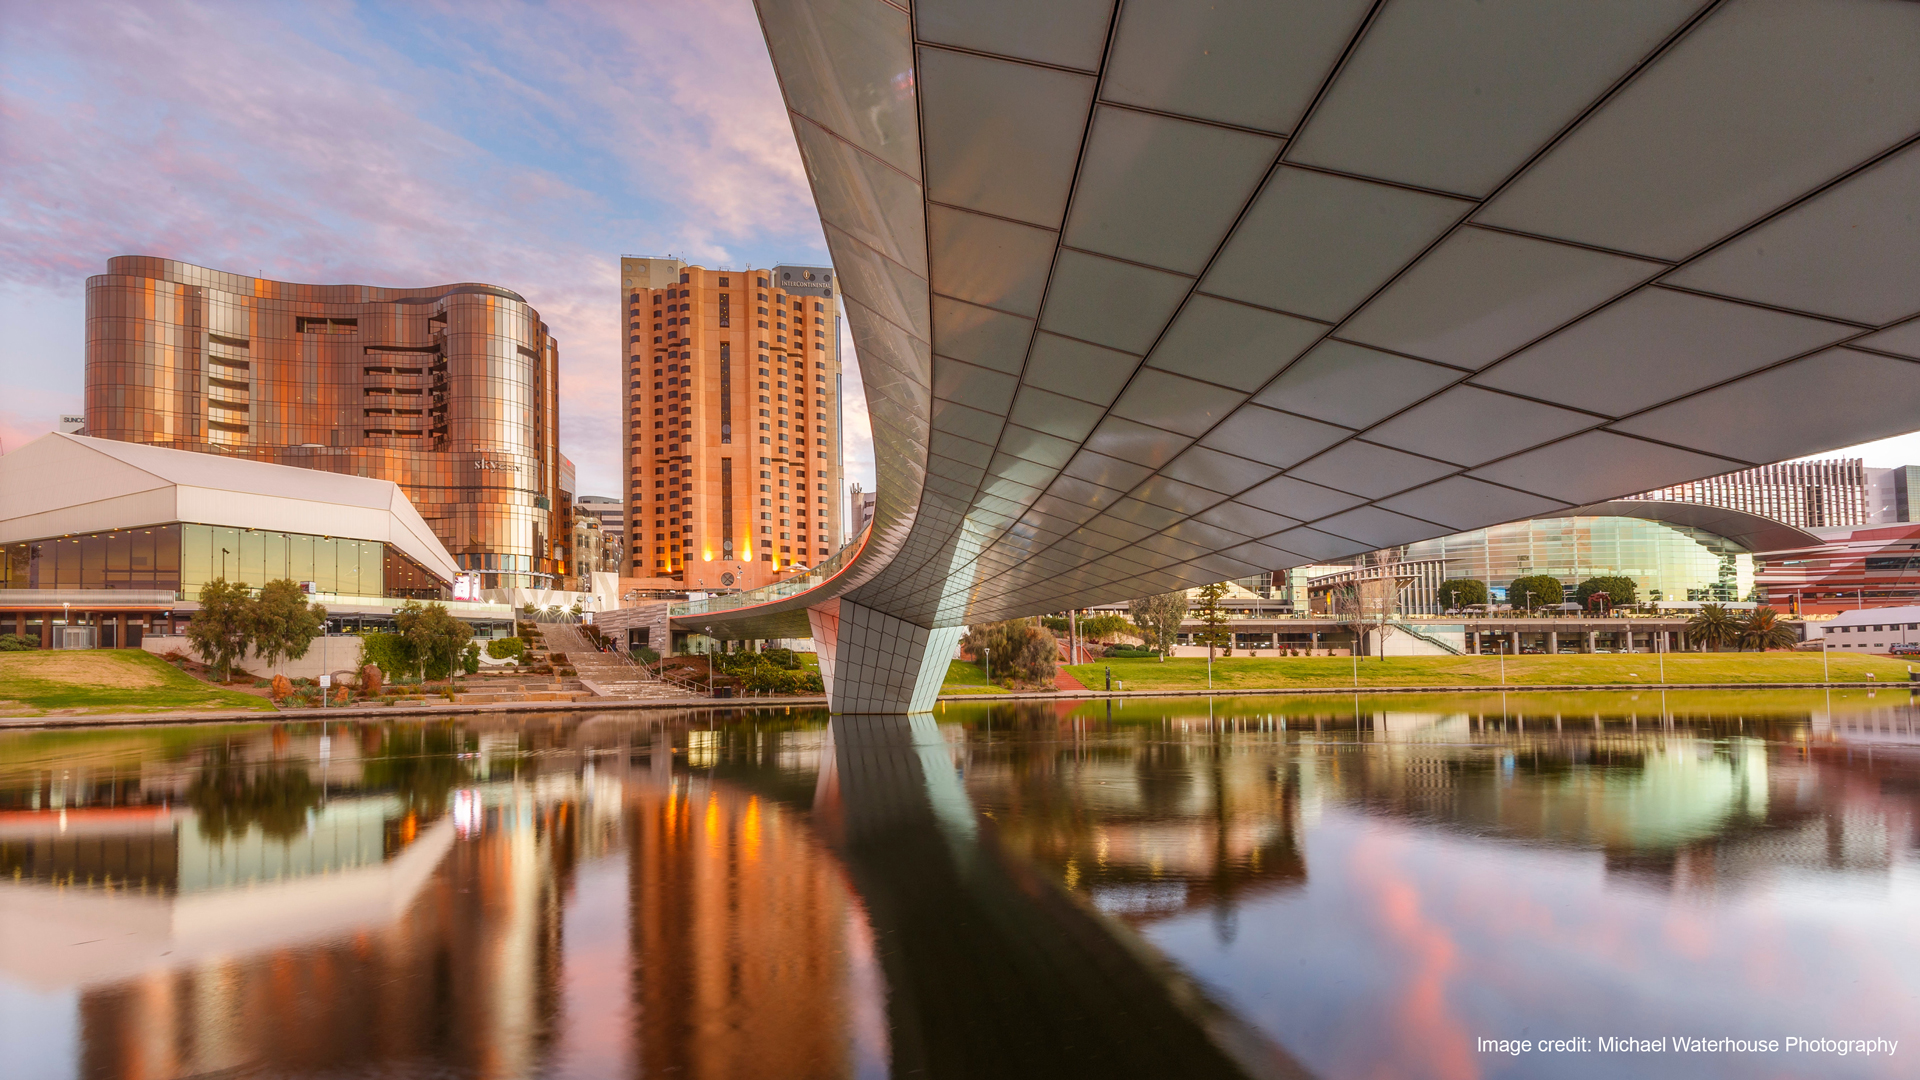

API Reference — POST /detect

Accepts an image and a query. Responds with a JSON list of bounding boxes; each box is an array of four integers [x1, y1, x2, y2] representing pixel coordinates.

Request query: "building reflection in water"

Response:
[[0, 691, 1914, 1080], [936, 692, 1920, 1080], [0, 714, 886, 1080]]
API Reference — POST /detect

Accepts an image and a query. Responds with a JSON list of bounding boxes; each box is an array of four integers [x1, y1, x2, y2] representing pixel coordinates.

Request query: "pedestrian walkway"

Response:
[[541, 622, 702, 701]]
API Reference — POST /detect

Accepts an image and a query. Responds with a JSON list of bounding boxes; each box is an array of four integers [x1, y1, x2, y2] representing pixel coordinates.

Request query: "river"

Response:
[[2, 689, 1915, 1079]]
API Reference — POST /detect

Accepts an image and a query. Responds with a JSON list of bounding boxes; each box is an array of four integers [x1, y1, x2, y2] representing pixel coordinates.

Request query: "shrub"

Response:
[[461, 642, 481, 675], [962, 618, 1058, 687], [739, 667, 825, 694], [486, 637, 526, 661], [360, 632, 414, 682], [0, 633, 37, 651], [634, 646, 661, 664], [1078, 613, 1133, 642]]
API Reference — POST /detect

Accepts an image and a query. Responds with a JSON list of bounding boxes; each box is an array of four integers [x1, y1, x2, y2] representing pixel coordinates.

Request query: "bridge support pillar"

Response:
[[808, 599, 963, 714], [1547, 631, 1558, 654]]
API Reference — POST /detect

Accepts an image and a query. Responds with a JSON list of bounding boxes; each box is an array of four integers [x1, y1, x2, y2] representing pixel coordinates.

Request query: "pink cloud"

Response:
[[0, 0, 872, 499]]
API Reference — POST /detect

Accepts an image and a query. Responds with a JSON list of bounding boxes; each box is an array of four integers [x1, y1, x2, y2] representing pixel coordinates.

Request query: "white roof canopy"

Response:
[[0, 433, 460, 584]]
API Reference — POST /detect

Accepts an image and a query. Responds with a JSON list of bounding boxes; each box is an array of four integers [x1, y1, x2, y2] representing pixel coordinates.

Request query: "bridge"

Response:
[[674, 0, 1920, 712]]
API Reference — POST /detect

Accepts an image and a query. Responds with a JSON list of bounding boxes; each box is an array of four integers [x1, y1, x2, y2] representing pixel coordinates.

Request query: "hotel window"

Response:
[[719, 343, 732, 443], [296, 316, 358, 335]]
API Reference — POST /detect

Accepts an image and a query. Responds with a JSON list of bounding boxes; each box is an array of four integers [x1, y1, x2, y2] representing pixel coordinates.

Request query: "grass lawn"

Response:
[[0, 650, 275, 716], [1063, 652, 1914, 692], [940, 659, 1001, 694]]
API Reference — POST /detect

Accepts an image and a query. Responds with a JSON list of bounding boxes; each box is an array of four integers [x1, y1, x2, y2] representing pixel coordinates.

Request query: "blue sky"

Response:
[[0, 0, 872, 497], [2, 0, 1915, 496]]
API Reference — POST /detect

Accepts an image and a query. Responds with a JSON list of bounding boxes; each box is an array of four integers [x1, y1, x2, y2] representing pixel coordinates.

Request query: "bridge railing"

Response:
[[672, 525, 870, 618]]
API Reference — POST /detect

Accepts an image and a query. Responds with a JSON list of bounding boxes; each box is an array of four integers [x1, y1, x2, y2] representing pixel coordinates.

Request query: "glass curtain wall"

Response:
[[2, 525, 441, 599], [1394, 516, 1756, 612]]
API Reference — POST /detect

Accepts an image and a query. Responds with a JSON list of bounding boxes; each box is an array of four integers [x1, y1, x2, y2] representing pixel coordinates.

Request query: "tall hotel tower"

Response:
[[620, 258, 843, 590], [84, 256, 566, 594]]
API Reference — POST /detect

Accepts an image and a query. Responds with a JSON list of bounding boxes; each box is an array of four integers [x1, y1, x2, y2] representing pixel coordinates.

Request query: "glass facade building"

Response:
[[1, 525, 440, 600], [1390, 515, 1757, 612], [84, 257, 564, 593]]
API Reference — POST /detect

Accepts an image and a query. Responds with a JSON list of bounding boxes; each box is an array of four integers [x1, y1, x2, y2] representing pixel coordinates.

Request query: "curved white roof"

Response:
[[0, 433, 459, 583], [705, 0, 1920, 637]]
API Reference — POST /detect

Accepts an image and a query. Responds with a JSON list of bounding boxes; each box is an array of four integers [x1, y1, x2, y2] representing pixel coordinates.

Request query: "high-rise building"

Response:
[[619, 257, 843, 590], [848, 483, 875, 541], [84, 256, 566, 593], [1626, 458, 1870, 528], [574, 494, 625, 542]]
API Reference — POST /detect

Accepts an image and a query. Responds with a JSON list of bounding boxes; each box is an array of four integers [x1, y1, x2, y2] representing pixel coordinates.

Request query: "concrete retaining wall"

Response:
[[142, 634, 365, 680]]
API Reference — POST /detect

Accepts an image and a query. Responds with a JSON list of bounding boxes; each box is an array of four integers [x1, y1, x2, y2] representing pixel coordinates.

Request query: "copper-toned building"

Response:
[[85, 256, 565, 593], [620, 257, 844, 590]]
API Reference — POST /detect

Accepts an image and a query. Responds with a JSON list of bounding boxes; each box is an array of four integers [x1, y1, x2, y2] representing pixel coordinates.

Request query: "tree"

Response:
[[1194, 581, 1232, 657], [1128, 592, 1188, 660], [249, 579, 328, 674], [961, 618, 1057, 687], [1334, 578, 1398, 658], [187, 578, 253, 682], [396, 600, 474, 681], [1436, 579, 1489, 611], [1739, 607, 1799, 651], [1078, 613, 1132, 642], [1575, 575, 1638, 612], [1686, 604, 1741, 652], [1506, 574, 1565, 615], [359, 632, 415, 682]]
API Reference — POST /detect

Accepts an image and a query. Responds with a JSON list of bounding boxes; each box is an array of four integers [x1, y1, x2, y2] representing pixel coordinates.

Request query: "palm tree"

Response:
[[1686, 604, 1741, 652], [1739, 607, 1799, 652]]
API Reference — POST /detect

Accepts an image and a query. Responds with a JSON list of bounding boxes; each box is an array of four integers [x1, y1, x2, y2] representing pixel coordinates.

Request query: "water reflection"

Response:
[[0, 690, 1913, 1079]]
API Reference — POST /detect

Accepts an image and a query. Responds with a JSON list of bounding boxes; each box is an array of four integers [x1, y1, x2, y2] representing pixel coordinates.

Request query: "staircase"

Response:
[[542, 622, 703, 701], [1389, 622, 1467, 656]]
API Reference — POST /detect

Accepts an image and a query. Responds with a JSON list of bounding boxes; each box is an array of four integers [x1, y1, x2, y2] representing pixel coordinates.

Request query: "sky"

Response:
[[1, 0, 1916, 501], [0, 0, 873, 498]]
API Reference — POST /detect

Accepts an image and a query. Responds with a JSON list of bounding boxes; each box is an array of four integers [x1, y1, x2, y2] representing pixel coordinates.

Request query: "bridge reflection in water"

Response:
[[0, 691, 1914, 1079]]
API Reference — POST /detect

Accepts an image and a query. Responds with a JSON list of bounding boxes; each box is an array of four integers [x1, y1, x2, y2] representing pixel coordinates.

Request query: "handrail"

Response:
[[672, 524, 870, 618], [1390, 621, 1467, 656]]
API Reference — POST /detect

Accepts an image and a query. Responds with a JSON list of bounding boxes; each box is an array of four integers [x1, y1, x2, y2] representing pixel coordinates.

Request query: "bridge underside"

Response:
[[697, 0, 1920, 710]]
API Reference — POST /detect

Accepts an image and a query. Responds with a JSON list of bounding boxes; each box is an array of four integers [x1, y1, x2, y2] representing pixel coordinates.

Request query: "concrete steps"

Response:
[[541, 622, 703, 701]]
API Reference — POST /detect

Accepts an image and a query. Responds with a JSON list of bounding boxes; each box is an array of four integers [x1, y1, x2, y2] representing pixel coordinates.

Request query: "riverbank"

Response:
[[0, 650, 275, 717], [1057, 652, 1910, 691], [6, 651, 1910, 730]]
